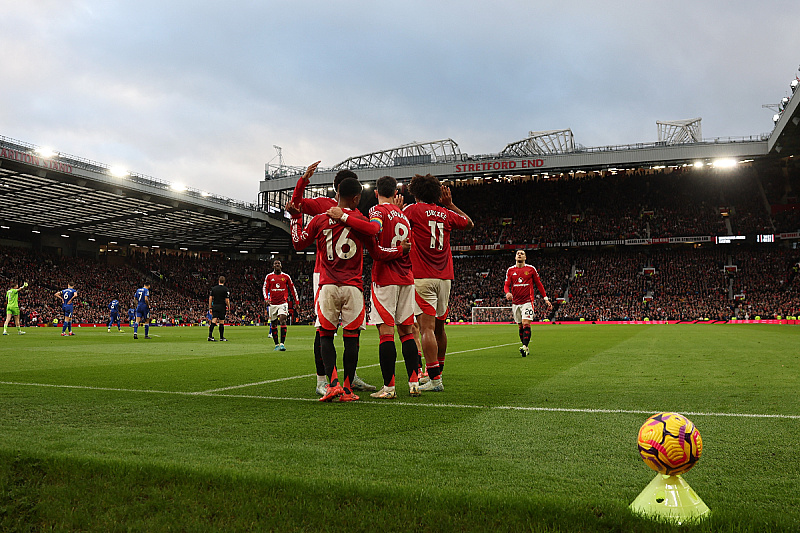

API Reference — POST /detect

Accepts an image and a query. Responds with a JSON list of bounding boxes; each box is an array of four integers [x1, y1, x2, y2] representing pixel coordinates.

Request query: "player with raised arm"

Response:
[[263, 260, 298, 351], [208, 276, 231, 341], [291, 177, 408, 402], [288, 161, 376, 395], [504, 250, 552, 357], [56, 283, 78, 336], [404, 174, 473, 392], [108, 298, 122, 332], [4, 280, 28, 335], [133, 282, 151, 340]]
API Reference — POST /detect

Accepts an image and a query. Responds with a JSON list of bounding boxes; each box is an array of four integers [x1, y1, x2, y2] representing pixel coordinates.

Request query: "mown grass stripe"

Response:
[[3, 380, 798, 419]]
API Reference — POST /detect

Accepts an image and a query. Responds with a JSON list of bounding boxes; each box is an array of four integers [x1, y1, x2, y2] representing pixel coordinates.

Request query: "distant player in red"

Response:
[[404, 174, 473, 392], [288, 161, 376, 395], [291, 177, 408, 402], [360, 175, 420, 398], [263, 260, 299, 351], [504, 250, 552, 357]]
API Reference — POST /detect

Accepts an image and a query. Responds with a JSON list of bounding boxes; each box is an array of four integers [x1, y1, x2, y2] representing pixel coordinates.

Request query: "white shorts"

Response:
[[370, 283, 415, 327], [512, 302, 535, 324], [316, 285, 366, 332], [414, 278, 451, 320], [268, 302, 289, 322]]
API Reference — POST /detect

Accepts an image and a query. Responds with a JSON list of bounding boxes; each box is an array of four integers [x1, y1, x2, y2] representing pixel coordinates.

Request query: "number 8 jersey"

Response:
[[404, 202, 471, 280], [368, 203, 413, 286]]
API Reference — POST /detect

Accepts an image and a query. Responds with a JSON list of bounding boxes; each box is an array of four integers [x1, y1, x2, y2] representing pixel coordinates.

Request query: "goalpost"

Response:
[[471, 306, 514, 324]]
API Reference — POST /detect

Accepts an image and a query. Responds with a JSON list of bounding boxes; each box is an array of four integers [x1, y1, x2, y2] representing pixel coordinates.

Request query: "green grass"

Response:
[[1, 324, 798, 531]]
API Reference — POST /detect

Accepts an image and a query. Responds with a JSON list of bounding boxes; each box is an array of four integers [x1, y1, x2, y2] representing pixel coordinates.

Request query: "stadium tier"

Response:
[[3, 244, 800, 327]]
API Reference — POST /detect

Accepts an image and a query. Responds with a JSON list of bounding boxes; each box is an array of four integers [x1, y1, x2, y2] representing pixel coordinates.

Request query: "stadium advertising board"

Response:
[[0, 147, 73, 174], [454, 158, 545, 174]]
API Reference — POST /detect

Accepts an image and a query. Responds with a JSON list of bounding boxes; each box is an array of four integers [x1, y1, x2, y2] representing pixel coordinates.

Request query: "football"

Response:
[[637, 412, 702, 475]]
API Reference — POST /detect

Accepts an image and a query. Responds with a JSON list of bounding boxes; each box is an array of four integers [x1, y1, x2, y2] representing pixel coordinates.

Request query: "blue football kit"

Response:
[[133, 286, 151, 339], [108, 299, 121, 330], [59, 287, 77, 335]]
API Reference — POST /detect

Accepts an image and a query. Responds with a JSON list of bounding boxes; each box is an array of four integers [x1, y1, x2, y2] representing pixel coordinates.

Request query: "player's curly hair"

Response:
[[376, 175, 397, 198], [408, 174, 441, 204], [334, 169, 358, 191]]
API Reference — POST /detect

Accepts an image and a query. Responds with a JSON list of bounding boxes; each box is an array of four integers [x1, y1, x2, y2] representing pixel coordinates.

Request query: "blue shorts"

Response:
[[136, 307, 149, 320], [63, 304, 74, 318], [110, 312, 119, 321]]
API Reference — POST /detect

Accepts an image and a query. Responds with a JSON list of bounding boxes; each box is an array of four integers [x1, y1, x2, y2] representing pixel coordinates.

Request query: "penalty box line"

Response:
[[199, 342, 520, 394], [1, 380, 799, 420]]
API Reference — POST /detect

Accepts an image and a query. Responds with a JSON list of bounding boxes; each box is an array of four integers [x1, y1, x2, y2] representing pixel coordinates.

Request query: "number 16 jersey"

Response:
[[404, 202, 471, 281]]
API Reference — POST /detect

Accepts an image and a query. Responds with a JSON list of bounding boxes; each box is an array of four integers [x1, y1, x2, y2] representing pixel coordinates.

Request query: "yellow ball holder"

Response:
[[630, 473, 710, 524]]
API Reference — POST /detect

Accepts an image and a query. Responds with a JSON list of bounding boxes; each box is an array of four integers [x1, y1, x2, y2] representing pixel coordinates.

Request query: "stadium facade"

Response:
[[1, 70, 798, 259]]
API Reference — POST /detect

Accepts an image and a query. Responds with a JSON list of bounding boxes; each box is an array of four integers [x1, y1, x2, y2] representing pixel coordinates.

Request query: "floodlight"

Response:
[[774, 113, 781, 123], [713, 159, 737, 168], [110, 166, 129, 177], [200, 191, 211, 197], [694, 162, 704, 168], [35, 147, 56, 158], [363, 183, 371, 189], [1, 225, 10, 229], [180, 247, 188, 251], [60, 234, 69, 238], [239, 250, 249, 254], [171, 182, 188, 192], [791, 79, 798, 93]]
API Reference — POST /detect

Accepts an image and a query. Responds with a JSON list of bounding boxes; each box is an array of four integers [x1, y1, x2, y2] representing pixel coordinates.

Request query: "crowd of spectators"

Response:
[[447, 164, 799, 246], [0, 247, 319, 327], [3, 244, 800, 329]]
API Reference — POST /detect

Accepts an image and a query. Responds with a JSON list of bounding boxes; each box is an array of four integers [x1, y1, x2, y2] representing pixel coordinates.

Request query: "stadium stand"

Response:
[[0, 246, 316, 327], [448, 163, 797, 246]]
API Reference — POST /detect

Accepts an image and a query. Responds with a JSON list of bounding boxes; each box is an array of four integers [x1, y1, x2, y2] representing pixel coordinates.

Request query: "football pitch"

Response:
[[1, 324, 798, 532]]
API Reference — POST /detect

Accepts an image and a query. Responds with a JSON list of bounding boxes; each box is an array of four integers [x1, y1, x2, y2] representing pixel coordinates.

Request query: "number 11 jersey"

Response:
[[404, 202, 471, 281]]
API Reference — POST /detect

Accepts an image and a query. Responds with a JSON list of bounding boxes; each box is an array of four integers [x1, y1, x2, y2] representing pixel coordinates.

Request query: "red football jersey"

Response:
[[263, 272, 299, 305], [290, 175, 336, 275], [291, 210, 368, 288], [403, 202, 471, 280], [368, 203, 413, 286], [503, 264, 547, 305]]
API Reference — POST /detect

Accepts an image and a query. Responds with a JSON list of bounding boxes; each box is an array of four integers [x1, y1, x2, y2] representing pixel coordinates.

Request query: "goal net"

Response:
[[471, 306, 514, 324]]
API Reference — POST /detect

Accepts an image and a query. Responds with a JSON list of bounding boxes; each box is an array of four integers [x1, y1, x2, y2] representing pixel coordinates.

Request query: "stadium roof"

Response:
[[0, 136, 290, 254], [260, 77, 800, 195]]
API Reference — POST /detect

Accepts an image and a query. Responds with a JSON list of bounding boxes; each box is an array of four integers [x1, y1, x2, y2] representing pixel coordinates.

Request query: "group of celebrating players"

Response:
[[284, 163, 553, 402], [3, 164, 552, 404], [286, 162, 475, 401]]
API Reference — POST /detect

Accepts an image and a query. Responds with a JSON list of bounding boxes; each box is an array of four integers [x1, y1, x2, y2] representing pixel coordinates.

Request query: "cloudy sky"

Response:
[[2, 1, 799, 202]]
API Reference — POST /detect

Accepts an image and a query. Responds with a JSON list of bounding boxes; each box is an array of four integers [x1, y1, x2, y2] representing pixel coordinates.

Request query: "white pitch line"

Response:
[[446, 342, 518, 354], [199, 343, 519, 393], [0, 381, 196, 396], [2, 380, 799, 420], [199, 361, 384, 393]]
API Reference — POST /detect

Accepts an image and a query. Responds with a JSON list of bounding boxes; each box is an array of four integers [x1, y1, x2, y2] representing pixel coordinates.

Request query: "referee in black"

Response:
[[208, 276, 231, 341]]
